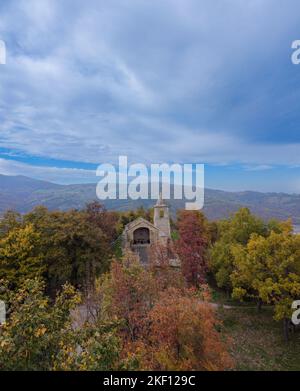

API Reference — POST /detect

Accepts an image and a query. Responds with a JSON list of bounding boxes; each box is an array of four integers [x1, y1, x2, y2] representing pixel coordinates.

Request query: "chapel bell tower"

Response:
[[153, 193, 171, 240]]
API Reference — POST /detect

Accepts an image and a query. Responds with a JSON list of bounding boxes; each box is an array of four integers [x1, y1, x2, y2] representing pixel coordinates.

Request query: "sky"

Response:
[[1, 0, 300, 192]]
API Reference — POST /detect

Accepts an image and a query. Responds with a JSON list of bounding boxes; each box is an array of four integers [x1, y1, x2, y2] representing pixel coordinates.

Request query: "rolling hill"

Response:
[[1, 174, 300, 223]]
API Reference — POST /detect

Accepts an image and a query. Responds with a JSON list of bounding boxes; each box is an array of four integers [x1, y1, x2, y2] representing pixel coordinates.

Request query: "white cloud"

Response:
[[0, 158, 96, 184], [0, 0, 300, 173], [242, 165, 273, 172]]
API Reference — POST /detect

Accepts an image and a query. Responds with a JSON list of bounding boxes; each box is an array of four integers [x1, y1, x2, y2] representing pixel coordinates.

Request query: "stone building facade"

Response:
[[122, 195, 172, 265]]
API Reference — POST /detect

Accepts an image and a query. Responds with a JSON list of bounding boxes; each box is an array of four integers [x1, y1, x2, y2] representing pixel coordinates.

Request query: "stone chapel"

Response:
[[122, 194, 174, 265]]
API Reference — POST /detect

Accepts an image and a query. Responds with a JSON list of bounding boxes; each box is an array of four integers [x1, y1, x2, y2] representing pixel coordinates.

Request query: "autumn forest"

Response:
[[0, 203, 300, 371]]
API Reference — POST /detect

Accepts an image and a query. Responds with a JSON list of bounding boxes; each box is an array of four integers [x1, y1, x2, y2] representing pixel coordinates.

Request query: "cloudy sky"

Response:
[[1, 0, 300, 192]]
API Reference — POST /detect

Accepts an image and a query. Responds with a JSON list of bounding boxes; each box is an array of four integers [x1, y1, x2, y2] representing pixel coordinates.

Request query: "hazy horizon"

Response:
[[2, 172, 300, 196]]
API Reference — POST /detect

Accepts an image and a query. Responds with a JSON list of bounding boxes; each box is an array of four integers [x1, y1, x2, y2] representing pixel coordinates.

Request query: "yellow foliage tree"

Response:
[[231, 231, 300, 341], [0, 224, 45, 288]]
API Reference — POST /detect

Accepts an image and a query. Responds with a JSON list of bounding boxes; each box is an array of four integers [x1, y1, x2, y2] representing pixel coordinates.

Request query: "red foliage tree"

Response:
[[149, 242, 184, 291], [176, 210, 209, 287], [105, 253, 158, 341], [85, 201, 118, 243]]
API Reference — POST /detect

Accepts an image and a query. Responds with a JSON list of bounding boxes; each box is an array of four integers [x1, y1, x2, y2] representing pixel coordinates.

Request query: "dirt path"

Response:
[[202, 301, 234, 309]]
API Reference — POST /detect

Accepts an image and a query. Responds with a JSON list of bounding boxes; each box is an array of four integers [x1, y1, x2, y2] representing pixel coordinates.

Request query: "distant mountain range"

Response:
[[1, 174, 300, 223]]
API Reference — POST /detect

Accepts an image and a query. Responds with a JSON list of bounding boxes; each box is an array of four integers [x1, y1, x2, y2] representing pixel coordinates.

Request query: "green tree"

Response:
[[0, 278, 134, 371], [0, 210, 22, 238], [0, 224, 44, 288], [24, 205, 115, 295], [0, 278, 80, 370], [210, 208, 267, 294]]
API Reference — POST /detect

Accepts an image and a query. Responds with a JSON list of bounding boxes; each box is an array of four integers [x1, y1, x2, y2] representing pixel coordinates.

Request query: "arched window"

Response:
[[133, 227, 150, 244]]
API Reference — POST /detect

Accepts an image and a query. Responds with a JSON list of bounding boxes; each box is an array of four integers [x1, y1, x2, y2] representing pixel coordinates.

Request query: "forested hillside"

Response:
[[1, 174, 300, 223]]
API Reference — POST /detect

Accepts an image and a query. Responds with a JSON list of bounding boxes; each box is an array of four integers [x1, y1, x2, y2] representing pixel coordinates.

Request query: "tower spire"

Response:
[[156, 192, 165, 206]]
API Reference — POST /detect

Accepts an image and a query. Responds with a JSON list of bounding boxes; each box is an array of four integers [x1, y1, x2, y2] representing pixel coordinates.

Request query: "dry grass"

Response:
[[218, 306, 300, 371]]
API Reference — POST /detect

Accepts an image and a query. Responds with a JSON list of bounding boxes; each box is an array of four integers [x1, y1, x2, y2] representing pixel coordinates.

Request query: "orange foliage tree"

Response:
[[145, 287, 233, 371], [100, 249, 233, 371]]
